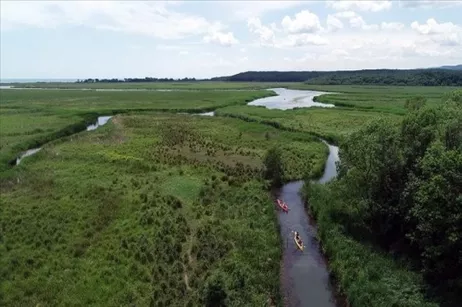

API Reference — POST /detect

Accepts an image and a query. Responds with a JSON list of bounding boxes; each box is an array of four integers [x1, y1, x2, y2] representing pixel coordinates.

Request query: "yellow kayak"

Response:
[[294, 234, 304, 251]]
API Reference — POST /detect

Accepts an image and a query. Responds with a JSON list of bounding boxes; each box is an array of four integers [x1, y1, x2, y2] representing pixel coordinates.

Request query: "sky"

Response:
[[1, 0, 462, 79]]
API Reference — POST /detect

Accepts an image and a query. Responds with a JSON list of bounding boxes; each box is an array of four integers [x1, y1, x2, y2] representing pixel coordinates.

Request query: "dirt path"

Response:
[[183, 263, 192, 291], [182, 233, 195, 291]]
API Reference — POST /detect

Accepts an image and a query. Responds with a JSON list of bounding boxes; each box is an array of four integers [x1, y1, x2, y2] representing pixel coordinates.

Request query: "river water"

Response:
[[248, 89, 341, 306], [248, 88, 335, 110], [86, 116, 113, 131], [14, 116, 113, 165], [189, 88, 340, 306], [276, 151, 340, 307]]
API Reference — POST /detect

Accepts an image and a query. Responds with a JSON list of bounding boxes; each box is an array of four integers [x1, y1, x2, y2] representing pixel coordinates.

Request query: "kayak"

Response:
[[276, 199, 289, 213], [294, 233, 304, 251]]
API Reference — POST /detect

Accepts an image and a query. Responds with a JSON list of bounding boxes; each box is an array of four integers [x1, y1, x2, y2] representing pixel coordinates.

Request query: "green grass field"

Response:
[[213, 84, 457, 143], [216, 105, 402, 143], [0, 113, 328, 306], [0, 89, 273, 171], [1, 83, 458, 306], [0, 88, 274, 112], [301, 85, 460, 114], [5, 81, 295, 90]]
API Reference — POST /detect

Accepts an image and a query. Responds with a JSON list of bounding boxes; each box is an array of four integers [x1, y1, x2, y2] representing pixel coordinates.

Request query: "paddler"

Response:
[[294, 231, 301, 243]]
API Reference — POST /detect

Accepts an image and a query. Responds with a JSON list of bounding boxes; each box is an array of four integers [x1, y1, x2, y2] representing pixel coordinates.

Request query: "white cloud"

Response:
[[201, 52, 215, 57], [399, 1, 462, 9], [1, 0, 461, 78], [248, 15, 328, 48], [203, 31, 239, 46], [326, 15, 344, 32], [411, 18, 462, 46], [381, 22, 405, 30], [326, 1, 392, 12], [334, 11, 357, 19], [349, 15, 366, 29], [248, 17, 276, 45], [401, 42, 454, 57], [0, 1, 228, 42], [295, 53, 317, 63], [156, 45, 186, 51], [341, 32, 460, 61], [411, 18, 460, 35], [281, 10, 322, 33], [334, 11, 379, 30], [332, 49, 349, 56], [219, 1, 306, 19], [286, 34, 329, 46]]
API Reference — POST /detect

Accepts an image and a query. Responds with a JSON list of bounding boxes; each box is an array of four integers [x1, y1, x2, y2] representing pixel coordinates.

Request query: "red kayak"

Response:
[[276, 199, 289, 213]]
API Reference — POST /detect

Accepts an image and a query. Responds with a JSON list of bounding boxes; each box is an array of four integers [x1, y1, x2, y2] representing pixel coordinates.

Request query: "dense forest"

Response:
[[305, 90, 462, 306], [215, 69, 462, 86], [304, 69, 462, 86], [210, 71, 322, 82]]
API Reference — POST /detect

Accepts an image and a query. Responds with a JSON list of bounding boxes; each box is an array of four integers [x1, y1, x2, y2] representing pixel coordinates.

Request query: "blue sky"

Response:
[[1, 0, 462, 79]]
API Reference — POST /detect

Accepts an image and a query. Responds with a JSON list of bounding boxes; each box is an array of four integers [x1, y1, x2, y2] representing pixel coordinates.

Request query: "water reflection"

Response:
[[86, 116, 113, 131], [248, 88, 335, 110]]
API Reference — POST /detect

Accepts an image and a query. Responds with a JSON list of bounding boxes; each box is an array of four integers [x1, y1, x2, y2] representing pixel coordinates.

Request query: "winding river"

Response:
[[244, 88, 341, 306], [194, 88, 341, 306], [8, 87, 341, 305], [276, 146, 341, 307]]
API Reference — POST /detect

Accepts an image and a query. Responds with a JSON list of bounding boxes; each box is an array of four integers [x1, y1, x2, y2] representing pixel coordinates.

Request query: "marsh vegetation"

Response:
[[1, 83, 460, 306]]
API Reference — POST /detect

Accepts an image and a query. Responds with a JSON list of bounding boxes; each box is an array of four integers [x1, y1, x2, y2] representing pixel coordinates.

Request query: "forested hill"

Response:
[[437, 64, 462, 70], [212, 69, 462, 86], [210, 71, 321, 82]]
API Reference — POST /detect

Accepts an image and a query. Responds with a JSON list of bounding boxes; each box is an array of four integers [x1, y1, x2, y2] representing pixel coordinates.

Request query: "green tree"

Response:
[[443, 89, 462, 107], [405, 142, 462, 286], [340, 119, 405, 246], [404, 96, 427, 111], [335, 90, 462, 298], [263, 147, 284, 187]]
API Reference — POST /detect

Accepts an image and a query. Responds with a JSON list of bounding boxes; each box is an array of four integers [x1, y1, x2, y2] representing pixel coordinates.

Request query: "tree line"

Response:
[[213, 69, 462, 86], [76, 77, 198, 83], [330, 90, 461, 304], [76, 68, 462, 86]]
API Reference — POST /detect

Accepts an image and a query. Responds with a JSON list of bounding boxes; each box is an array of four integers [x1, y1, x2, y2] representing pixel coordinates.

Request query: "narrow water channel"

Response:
[[245, 88, 341, 306], [275, 142, 341, 307], [14, 116, 112, 165]]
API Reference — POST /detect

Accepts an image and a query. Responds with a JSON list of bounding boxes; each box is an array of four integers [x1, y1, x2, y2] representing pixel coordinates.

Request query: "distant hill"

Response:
[[212, 69, 462, 86], [437, 64, 462, 70], [212, 71, 322, 82]]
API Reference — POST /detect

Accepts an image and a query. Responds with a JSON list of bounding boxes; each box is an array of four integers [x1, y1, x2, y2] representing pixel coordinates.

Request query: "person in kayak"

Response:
[[294, 231, 301, 243]]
